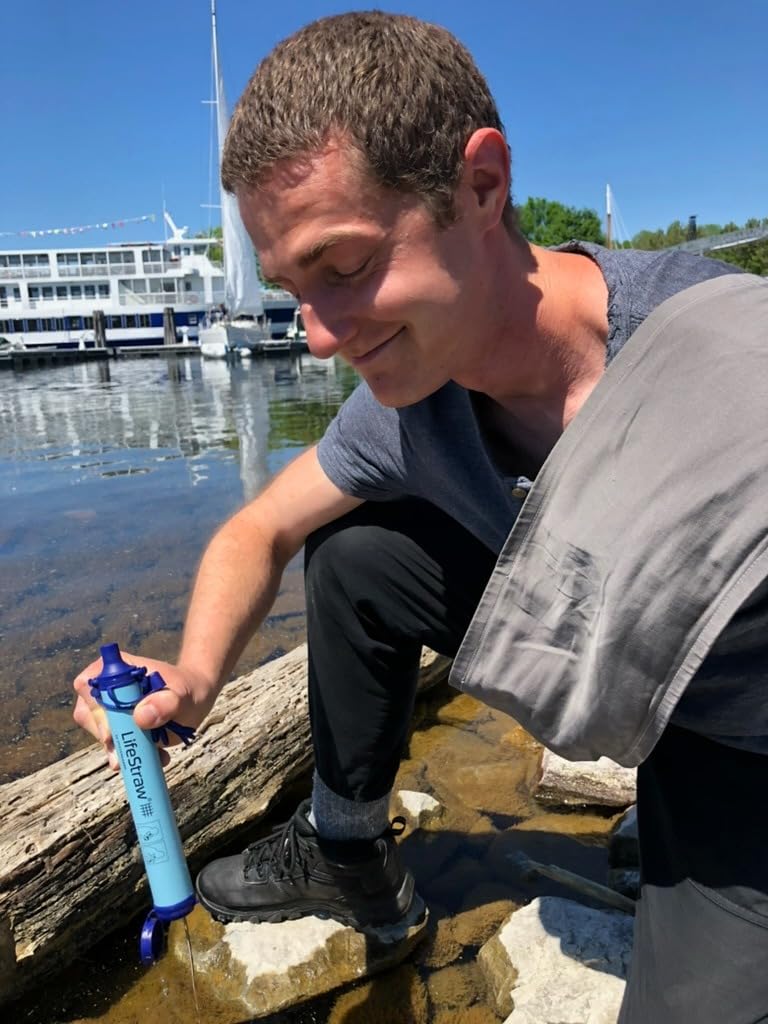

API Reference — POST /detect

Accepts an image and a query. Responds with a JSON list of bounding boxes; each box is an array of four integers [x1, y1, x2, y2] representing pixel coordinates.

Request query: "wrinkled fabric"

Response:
[[451, 275, 768, 765]]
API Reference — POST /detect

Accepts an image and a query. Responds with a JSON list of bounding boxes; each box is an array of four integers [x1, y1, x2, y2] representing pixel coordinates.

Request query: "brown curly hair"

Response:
[[222, 10, 516, 231]]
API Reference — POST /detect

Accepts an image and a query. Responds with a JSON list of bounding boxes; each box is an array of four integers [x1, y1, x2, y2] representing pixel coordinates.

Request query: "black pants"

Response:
[[304, 499, 497, 801], [305, 499, 768, 1022]]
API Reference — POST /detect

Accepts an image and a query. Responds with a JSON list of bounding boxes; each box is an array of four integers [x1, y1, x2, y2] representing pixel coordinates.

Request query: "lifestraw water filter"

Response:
[[89, 642, 196, 963]]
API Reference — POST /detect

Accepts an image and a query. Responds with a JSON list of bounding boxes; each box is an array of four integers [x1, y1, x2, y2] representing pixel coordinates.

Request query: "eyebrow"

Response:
[[261, 230, 374, 285], [296, 231, 368, 270]]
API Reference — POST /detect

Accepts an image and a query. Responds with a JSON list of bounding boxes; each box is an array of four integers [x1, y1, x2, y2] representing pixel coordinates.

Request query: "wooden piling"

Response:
[[163, 306, 177, 346], [93, 310, 107, 348]]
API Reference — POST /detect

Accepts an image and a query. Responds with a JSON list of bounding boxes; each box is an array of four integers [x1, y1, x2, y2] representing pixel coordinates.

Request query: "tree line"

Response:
[[517, 197, 768, 275]]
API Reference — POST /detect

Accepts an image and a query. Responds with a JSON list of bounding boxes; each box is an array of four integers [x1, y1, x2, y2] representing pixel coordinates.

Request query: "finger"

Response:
[[133, 688, 184, 732], [72, 692, 111, 745]]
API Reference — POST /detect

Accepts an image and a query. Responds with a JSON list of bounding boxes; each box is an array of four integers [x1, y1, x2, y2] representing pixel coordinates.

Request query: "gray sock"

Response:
[[308, 770, 391, 841]]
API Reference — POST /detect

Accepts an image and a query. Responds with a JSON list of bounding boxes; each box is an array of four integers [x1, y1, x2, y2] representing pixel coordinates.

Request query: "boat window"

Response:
[[81, 252, 94, 265], [149, 279, 163, 294], [139, 314, 150, 328], [98, 284, 109, 297], [95, 253, 108, 265], [84, 285, 96, 298], [125, 314, 137, 328], [8, 255, 21, 267], [28, 286, 39, 299], [83, 317, 93, 329], [70, 285, 82, 298], [56, 286, 67, 299]]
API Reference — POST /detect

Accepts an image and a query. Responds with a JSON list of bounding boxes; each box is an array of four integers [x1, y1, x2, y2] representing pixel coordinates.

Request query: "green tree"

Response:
[[195, 225, 223, 264], [517, 197, 605, 246], [709, 239, 768, 276]]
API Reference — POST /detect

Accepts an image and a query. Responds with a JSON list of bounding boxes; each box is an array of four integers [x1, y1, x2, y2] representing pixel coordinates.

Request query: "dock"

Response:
[[0, 347, 110, 372]]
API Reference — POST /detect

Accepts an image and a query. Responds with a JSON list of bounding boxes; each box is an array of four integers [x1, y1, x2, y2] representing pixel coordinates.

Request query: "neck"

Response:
[[454, 240, 609, 449]]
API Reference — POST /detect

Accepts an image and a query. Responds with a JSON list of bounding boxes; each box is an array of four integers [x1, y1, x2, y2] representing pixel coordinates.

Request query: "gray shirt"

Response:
[[317, 243, 767, 753]]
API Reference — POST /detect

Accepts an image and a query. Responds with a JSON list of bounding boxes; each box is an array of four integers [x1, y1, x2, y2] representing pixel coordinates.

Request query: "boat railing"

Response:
[[118, 292, 201, 307], [54, 265, 137, 279]]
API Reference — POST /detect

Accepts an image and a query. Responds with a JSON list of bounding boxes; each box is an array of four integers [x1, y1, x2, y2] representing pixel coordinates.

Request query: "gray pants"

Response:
[[619, 726, 768, 1023]]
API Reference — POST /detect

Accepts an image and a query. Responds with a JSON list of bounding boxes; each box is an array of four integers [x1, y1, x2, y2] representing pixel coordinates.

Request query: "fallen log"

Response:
[[0, 644, 451, 1006]]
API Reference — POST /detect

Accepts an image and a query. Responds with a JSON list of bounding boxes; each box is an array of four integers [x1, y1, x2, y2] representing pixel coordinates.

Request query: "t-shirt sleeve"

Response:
[[317, 382, 409, 501]]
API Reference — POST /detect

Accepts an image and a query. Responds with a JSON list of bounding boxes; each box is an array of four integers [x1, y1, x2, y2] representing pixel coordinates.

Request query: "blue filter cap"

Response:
[[140, 911, 169, 965], [97, 643, 138, 682]]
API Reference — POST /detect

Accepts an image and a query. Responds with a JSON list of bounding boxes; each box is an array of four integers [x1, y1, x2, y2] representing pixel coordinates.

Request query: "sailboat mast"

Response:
[[605, 184, 613, 250], [210, 0, 228, 295]]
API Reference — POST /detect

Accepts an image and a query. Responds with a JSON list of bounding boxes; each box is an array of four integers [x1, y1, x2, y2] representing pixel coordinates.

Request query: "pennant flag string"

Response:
[[0, 213, 157, 240]]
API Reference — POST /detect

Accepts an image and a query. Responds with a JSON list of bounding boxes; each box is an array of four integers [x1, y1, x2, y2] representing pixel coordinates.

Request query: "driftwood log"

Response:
[[0, 644, 450, 1006]]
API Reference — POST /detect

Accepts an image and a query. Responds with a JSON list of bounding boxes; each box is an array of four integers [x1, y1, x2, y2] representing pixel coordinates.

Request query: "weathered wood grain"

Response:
[[0, 644, 450, 1005]]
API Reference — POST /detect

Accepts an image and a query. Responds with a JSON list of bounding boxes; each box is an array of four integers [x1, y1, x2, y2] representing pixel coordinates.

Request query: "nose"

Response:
[[300, 301, 357, 360]]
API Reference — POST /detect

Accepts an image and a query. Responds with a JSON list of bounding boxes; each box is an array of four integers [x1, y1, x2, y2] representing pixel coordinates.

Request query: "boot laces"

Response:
[[243, 818, 313, 881], [243, 813, 406, 881]]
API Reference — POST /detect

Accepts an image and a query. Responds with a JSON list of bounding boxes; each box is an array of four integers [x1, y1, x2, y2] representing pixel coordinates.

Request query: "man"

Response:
[[74, 12, 768, 1021]]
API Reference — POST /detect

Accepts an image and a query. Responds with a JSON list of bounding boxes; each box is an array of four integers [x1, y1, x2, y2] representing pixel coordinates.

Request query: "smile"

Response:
[[349, 329, 403, 367]]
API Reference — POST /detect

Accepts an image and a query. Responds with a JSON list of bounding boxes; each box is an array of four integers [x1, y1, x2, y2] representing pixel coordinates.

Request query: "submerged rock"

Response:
[[478, 896, 633, 1023], [170, 901, 428, 1020]]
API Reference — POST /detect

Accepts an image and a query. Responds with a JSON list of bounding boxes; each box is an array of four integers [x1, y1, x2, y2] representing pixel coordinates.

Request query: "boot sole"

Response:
[[196, 875, 427, 937]]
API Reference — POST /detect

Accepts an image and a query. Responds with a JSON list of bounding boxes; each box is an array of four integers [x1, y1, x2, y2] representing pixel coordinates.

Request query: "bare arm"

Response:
[[73, 445, 361, 764], [178, 443, 361, 693]]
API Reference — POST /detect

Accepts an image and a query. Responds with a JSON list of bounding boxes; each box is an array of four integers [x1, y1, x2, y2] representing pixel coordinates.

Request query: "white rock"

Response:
[[536, 751, 637, 808], [396, 789, 443, 826], [479, 897, 633, 1024], [222, 916, 347, 980], [173, 901, 428, 1019]]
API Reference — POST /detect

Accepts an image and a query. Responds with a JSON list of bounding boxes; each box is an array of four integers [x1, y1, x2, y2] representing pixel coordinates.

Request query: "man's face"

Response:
[[238, 142, 484, 407]]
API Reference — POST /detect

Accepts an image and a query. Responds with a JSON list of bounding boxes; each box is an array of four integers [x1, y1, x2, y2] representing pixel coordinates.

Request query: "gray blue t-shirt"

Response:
[[317, 242, 767, 752]]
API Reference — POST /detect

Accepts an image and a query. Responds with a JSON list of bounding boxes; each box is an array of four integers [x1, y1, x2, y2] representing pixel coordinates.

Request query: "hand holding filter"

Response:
[[89, 642, 196, 964]]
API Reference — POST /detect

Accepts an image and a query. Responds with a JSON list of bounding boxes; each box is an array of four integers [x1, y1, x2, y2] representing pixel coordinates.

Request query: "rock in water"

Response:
[[478, 896, 633, 1023]]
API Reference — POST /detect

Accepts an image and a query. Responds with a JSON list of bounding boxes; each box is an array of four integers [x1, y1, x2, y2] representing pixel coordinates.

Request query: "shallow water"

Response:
[[0, 353, 357, 783]]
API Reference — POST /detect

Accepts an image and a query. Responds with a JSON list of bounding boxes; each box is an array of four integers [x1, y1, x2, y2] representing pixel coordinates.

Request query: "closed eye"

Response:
[[328, 255, 373, 284]]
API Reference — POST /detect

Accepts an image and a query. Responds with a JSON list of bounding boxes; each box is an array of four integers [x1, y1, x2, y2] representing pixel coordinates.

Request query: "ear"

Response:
[[460, 128, 510, 230]]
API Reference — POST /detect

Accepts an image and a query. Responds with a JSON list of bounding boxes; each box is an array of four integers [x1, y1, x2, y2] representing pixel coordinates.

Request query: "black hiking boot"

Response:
[[195, 799, 424, 932]]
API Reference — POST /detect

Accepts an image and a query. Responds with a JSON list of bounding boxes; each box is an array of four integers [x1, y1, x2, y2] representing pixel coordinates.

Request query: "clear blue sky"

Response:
[[2, 0, 766, 250]]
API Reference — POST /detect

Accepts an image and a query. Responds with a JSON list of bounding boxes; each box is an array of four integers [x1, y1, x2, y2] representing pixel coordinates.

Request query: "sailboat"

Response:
[[199, 0, 272, 359]]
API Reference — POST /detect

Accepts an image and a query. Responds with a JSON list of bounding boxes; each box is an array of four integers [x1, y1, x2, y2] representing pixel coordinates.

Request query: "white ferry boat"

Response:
[[0, 214, 297, 352]]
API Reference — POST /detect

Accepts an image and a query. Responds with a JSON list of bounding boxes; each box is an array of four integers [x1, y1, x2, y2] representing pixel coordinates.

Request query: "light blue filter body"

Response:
[[91, 644, 195, 921]]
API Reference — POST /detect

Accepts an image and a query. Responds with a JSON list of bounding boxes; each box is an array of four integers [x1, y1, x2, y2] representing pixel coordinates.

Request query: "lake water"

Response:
[[0, 353, 359, 784]]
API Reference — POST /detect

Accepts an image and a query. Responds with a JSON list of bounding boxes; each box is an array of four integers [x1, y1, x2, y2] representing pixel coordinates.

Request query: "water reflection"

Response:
[[0, 353, 358, 783]]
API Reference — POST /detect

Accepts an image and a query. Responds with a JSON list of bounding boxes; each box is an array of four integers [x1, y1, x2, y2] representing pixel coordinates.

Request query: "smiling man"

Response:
[[74, 12, 768, 1022]]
